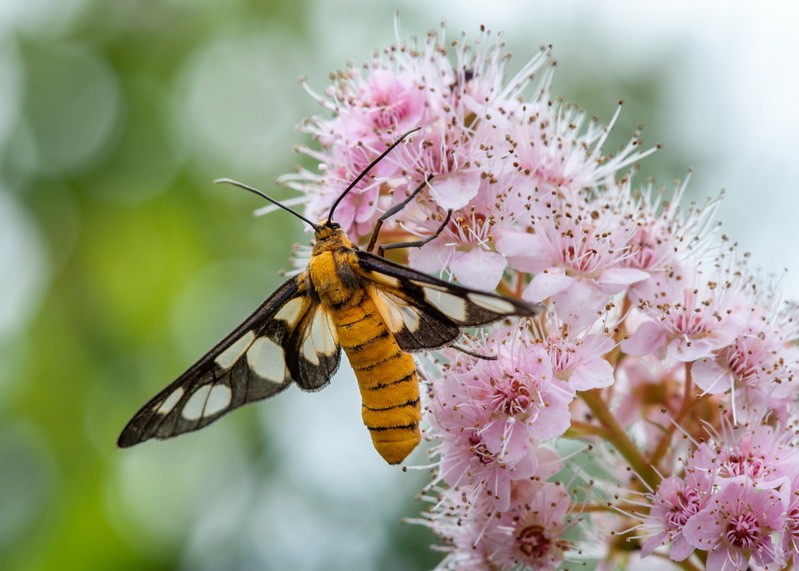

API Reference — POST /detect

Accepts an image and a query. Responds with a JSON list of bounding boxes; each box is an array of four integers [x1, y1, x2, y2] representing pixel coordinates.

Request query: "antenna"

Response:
[[326, 127, 421, 223], [214, 178, 320, 231]]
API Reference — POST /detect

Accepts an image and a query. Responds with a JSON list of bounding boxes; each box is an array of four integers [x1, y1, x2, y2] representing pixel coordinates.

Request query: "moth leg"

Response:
[[366, 175, 433, 254], [378, 209, 452, 258], [449, 343, 497, 361]]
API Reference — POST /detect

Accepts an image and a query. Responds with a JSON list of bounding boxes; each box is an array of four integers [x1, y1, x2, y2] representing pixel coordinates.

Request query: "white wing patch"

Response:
[[369, 286, 421, 334], [215, 330, 255, 370], [424, 288, 467, 321], [182, 384, 230, 420], [274, 296, 306, 327], [369, 287, 403, 332], [247, 336, 286, 383], [303, 309, 338, 365], [156, 387, 184, 415], [467, 292, 518, 314], [370, 272, 400, 288]]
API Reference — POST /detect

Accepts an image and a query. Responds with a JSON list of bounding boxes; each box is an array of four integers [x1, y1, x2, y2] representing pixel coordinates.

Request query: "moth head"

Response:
[[315, 221, 342, 241]]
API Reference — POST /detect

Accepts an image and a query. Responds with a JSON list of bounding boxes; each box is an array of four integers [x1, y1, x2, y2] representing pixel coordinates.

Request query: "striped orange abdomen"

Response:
[[334, 295, 421, 464]]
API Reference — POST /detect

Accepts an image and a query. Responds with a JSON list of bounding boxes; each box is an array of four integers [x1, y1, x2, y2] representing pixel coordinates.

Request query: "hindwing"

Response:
[[118, 273, 341, 447], [356, 250, 541, 352]]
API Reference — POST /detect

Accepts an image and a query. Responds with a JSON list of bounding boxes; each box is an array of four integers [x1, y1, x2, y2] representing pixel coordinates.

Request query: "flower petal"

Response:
[[551, 278, 609, 329], [622, 321, 667, 356], [494, 229, 551, 273], [569, 358, 614, 390], [691, 357, 734, 394], [522, 268, 572, 303], [429, 170, 481, 210], [408, 237, 450, 273], [667, 337, 715, 363], [450, 249, 507, 290], [597, 267, 650, 293]]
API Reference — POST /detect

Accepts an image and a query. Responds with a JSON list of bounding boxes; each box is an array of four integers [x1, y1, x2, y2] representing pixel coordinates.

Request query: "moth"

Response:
[[118, 130, 540, 464]]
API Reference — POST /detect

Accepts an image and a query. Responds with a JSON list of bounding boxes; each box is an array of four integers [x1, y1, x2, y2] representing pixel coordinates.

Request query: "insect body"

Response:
[[118, 132, 539, 463]]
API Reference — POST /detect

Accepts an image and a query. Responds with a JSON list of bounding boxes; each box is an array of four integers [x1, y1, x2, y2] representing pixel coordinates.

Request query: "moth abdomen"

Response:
[[334, 296, 421, 464]]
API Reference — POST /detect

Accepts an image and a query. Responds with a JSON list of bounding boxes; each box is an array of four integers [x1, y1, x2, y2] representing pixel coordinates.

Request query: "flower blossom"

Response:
[[281, 21, 799, 569], [426, 326, 571, 510], [683, 477, 787, 570]]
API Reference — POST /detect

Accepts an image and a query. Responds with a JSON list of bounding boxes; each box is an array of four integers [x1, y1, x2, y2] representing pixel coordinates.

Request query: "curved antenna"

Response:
[[214, 178, 319, 231], [327, 127, 421, 223]]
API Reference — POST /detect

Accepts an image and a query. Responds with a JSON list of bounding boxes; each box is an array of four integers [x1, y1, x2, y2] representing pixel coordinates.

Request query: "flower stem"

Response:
[[649, 362, 697, 472], [580, 389, 660, 490]]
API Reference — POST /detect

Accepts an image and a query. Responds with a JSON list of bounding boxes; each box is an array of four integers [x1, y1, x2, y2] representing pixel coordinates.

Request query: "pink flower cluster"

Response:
[[640, 424, 799, 569], [282, 24, 799, 570]]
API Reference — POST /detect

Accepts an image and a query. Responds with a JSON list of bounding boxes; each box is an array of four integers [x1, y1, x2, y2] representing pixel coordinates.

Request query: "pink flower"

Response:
[[713, 423, 799, 487], [692, 292, 799, 420], [406, 167, 529, 290], [640, 447, 715, 561], [545, 329, 615, 391], [515, 192, 650, 329], [683, 476, 788, 570], [329, 69, 427, 142], [481, 481, 573, 570], [622, 265, 747, 362], [782, 473, 799, 566], [277, 20, 799, 569], [427, 327, 570, 510], [424, 480, 573, 571]]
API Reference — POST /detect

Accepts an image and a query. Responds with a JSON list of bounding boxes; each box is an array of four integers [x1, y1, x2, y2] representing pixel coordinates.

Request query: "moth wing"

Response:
[[287, 301, 341, 391], [118, 273, 340, 447], [356, 250, 541, 352]]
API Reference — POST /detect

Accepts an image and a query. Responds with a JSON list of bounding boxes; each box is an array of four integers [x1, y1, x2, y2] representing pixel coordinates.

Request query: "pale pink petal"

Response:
[[450, 248, 507, 291], [622, 321, 667, 356], [530, 445, 563, 479], [522, 268, 572, 303], [551, 278, 609, 329], [596, 267, 650, 293], [529, 399, 572, 439], [569, 358, 615, 390], [408, 237, 450, 273], [669, 535, 695, 562], [494, 229, 551, 273], [429, 170, 481, 210], [691, 357, 734, 394], [707, 547, 746, 571], [683, 509, 720, 550], [667, 337, 715, 362], [640, 534, 668, 559]]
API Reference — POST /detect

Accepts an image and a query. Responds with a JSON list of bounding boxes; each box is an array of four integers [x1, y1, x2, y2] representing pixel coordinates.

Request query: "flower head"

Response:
[[683, 477, 788, 570]]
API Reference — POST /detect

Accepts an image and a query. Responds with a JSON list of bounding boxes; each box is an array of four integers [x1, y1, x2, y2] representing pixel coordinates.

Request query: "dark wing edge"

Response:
[[356, 250, 541, 352], [118, 273, 338, 448]]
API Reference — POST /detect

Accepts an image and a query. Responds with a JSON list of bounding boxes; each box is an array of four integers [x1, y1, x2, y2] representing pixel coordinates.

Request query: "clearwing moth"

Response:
[[118, 129, 541, 464]]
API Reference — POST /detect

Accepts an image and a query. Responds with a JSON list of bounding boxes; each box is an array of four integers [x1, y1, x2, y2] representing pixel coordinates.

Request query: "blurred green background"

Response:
[[1, 1, 796, 570]]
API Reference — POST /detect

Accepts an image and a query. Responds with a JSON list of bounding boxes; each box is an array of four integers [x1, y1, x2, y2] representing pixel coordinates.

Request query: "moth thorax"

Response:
[[308, 250, 360, 307]]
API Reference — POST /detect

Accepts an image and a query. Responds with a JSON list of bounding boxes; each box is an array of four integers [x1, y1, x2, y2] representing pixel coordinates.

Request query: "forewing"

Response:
[[118, 274, 334, 447], [357, 250, 540, 352]]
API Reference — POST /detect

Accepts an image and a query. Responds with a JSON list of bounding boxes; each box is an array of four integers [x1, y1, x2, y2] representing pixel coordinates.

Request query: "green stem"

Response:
[[580, 389, 660, 490]]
